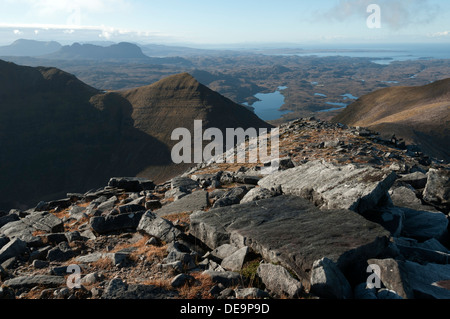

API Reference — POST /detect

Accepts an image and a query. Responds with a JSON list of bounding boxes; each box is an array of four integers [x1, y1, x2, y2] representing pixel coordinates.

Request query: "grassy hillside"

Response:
[[333, 79, 450, 162]]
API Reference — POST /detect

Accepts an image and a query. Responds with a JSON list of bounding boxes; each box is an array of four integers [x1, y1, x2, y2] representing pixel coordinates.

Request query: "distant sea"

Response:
[[270, 43, 450, 65]]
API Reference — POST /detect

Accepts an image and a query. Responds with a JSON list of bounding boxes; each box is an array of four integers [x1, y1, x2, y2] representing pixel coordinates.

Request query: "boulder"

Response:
[[108, 177, 155, 192], [400, 207, 448, 241], [137, 211, 181, 243], [0, 238, 27, 264], [212, 187, 248, 209], [240, 187, 281, 204], [397, 172, 428, 189], [367, 258, 414, 299], [388, 185, 423, 209], [394, 237, 450, 265], [310, 257, 353, 299], [171, 177, 199, 192], [90, 211, 145, 235], [209, 244, 239, 261], [171, 274, 196, 288], [258, 161, 397, 214], [190, 195, 390, 290], [46, 242, 75, 262], [402, 261, 450, 299], [257, 263, 303, 298], [361, 206, 404, 237], [423, 168, 450, 212]]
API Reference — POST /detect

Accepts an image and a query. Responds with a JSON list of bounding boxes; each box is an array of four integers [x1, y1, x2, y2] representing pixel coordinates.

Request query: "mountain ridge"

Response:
[[332, 78, 450, 163]]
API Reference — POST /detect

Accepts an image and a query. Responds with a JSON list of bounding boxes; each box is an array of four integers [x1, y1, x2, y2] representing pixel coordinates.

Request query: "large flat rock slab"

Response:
[[156, 190, 208, 217], [258, 161, 397, 214], [190, 195, 390, 288]]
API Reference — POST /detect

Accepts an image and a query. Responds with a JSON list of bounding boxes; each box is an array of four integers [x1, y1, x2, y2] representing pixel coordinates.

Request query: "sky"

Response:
[[0, 0, 450, 47]]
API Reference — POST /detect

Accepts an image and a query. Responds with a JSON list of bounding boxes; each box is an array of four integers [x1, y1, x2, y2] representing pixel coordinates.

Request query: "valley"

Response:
[[4, 47, 450, 125]]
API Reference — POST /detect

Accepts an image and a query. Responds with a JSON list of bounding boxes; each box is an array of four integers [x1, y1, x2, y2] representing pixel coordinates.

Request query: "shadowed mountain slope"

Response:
[[0, 61, 271, 211]]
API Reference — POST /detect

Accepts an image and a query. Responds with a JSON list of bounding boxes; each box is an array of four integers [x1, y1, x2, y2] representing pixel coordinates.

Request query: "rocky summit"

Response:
[[0, 117, 449, 300]]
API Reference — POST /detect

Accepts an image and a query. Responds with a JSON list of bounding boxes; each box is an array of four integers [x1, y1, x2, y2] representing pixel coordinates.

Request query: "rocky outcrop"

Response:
[[0, 118, 449, 300], [258, 160, 397, 214], [190, 195, 390, 289]]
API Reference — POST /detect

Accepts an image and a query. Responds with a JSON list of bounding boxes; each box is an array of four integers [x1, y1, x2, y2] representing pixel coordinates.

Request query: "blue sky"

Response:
[[0, 0, 449, 46]]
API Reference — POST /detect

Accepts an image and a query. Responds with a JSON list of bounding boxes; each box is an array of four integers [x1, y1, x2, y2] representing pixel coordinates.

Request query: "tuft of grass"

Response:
[[177, 272, 215, 299], [240, 258, 265, 290]]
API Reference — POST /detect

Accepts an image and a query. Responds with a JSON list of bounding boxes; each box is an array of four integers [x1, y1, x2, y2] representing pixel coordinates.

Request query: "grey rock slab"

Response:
[[76, 252, 107, 264], [171, 177, 199, 192], [96, 197, 117, 212], [102, 278, 177, 299], [310, 257, 353, 299], [3, 275, 65, 289], [423, 168, 450, 210], [257, 263, 303, 298], [0, 211, 63, 245], [156, 190, 208, 217], [258, 160, 397, 214], [27, 212, 64, 233], [190, 195, 390, 290], [210, 244, 239, 261], [137, 211, 181, 243], [221, 246, 249, 272]]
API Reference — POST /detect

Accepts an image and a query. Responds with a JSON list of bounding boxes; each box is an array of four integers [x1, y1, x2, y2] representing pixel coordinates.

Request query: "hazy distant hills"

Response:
[[45, 42, 149, 60], [43, 42, 191, 65], [0, 40, 192, 65], [333, 78, 450, 162], [0, 39, 62, 57], [0, 60, 271, 211]]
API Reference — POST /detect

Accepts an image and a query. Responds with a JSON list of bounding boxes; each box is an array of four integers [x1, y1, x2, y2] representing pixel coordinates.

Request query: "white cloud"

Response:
[[0, 23, 171, 43], [430, 31, 450, 37]]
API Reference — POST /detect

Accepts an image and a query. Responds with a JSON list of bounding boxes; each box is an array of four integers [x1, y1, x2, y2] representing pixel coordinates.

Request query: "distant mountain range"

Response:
[[0, 40, 192, 65], [0, 39, 237, 61], [0, 39, 62, 57], [0, 60, 271, 211], [333, 79, 450, 163]]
